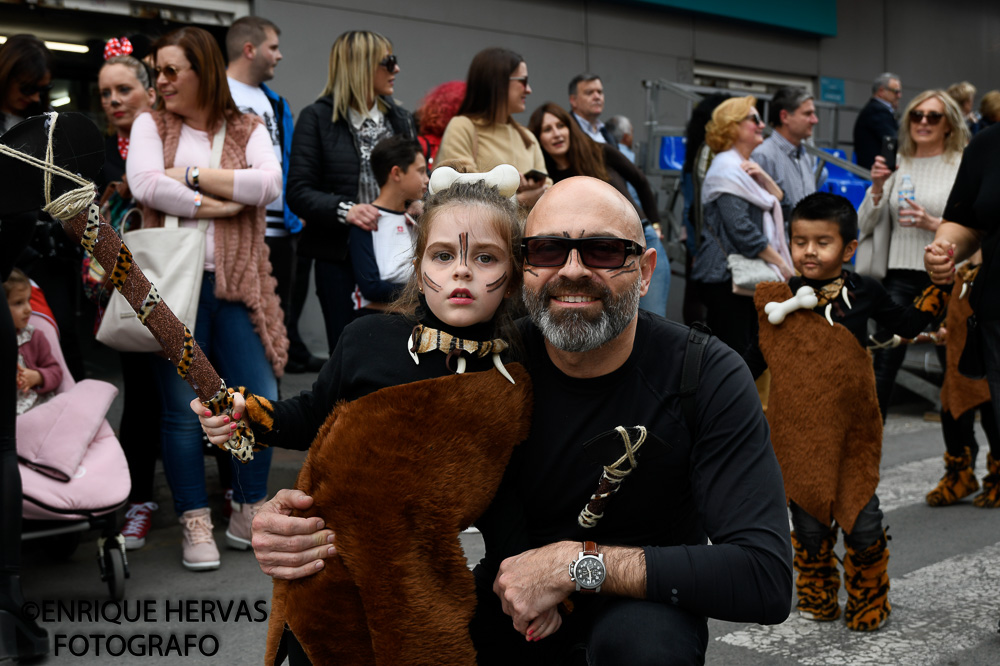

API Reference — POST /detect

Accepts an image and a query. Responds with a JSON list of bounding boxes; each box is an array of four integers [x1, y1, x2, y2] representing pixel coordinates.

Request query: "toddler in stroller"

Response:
[[13, 279, 132, 601]]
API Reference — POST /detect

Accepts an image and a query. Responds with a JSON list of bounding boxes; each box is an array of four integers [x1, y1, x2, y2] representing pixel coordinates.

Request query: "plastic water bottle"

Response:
[[898, 174, 915, 225]]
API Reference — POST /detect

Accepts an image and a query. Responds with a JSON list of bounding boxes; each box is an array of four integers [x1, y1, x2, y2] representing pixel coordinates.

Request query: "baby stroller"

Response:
[[16, 298, 131, 600]]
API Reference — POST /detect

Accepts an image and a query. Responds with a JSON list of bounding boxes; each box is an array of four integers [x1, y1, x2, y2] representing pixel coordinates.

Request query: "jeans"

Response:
[[314, 259, 357, 356], [790, 495, 884, 552], [871, 269, 940, 420], [153, 273, 276, 515], [639, 224, 671, 318]]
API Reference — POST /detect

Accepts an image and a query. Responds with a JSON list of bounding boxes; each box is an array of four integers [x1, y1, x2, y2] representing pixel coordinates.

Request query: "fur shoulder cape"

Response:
[[266, 364, 532, 665]]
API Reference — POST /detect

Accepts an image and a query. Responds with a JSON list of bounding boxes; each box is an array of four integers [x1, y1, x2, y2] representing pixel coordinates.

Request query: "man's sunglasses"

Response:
[[380, 54, 398, 71], [522, 236, 646, 269], [153, 65, 189, 82], [19, 81, 53, 96], [909, 110, 944, 126]]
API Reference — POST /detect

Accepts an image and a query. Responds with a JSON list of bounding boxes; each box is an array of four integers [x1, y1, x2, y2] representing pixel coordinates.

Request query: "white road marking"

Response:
[[718, 542, 1000, 664], [877, 456, 943, 513]]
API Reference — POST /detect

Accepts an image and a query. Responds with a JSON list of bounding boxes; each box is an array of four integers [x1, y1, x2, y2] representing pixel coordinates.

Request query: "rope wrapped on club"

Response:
[[0, 112, 259, 461]]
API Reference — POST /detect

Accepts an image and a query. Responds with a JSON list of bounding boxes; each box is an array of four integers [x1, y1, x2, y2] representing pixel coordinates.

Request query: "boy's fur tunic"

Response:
[[755, 281, 882, 533]]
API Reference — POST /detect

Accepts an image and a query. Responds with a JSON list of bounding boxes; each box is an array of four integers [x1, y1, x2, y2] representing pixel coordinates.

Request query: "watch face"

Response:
[[574, 556, 606, 588]]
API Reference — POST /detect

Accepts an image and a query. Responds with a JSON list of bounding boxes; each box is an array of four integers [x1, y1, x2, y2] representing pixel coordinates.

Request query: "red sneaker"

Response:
[[121, 502, 158, 550]]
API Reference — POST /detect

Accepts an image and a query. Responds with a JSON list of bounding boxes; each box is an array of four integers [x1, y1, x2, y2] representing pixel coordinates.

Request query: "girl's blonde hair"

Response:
[[321, 30, 393, 123], [704, 96, 757, 153], [898, 89, 969, 158], [391, 180, 524, 339]]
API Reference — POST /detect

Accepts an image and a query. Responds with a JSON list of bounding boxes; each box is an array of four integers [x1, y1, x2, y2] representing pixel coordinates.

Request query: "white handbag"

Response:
[[95, 122, 225, 352]]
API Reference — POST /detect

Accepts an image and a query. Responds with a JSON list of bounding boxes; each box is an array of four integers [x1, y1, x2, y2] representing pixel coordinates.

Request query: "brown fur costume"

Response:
[[941, 266, 990, 419], [265, 364, 532, 665], [755, 282, 882, 533]]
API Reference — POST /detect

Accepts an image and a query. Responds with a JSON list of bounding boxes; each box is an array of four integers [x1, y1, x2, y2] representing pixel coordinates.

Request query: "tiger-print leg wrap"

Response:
[[792, 531, 841, 621], [926, 448, 979, 507], [973, 453, 1000, 508], [223, 386, 275, 434], [844, 531, 891, 631]]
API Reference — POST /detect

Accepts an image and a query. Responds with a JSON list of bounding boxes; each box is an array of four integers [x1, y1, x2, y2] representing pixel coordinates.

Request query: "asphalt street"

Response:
[[15, 271, 1000, 665]]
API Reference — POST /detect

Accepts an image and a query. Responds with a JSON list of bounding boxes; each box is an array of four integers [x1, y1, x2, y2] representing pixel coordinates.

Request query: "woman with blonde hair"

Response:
[[858, 89, 969, 420], [436, 47, 549, 208], [691, 95, 793, 354], [286, 30, 415, 356], [126, 25, 286, 571]]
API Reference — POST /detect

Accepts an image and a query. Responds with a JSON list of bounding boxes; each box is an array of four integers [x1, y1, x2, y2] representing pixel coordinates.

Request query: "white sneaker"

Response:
[[180, 507, 220, 571], [225, 498, 267, 550], [121, 501, 158, 550]]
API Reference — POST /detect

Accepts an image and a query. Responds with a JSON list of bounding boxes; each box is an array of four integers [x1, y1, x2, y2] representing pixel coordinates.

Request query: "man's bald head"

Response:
[[528, 177, 644, 243]]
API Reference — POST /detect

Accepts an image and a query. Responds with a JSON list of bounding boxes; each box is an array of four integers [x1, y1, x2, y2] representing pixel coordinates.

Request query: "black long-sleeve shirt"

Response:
[[478, 312, 793, 624]]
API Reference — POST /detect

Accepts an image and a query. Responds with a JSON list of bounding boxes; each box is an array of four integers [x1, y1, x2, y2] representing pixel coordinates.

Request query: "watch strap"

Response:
[[583, 540, 598, 557]]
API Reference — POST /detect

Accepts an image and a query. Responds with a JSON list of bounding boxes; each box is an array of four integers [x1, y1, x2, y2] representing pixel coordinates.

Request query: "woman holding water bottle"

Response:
[[857, 89, 969, 419]]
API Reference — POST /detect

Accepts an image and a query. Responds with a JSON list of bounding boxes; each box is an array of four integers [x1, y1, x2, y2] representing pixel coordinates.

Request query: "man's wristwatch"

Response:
[[569, 541, 606, 594]]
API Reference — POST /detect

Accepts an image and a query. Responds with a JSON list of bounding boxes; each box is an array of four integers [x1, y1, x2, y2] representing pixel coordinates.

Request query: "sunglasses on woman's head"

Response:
[[522, 236, 646, 269], [909, 110, 944, 126], [19, 82, 53, 96], [153, 65, 187, 82], [380, 54, 398, 71]]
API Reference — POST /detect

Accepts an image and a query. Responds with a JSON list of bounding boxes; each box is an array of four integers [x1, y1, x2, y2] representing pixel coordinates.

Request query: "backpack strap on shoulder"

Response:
[[680, 323, 711, 439]]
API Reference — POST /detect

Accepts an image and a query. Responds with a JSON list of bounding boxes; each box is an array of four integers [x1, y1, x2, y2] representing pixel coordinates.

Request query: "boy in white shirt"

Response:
[[351, 136, 429, 313]]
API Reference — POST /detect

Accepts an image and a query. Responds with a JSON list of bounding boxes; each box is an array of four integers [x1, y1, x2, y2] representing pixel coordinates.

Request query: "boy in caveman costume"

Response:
[[744, 192, 949, 631]]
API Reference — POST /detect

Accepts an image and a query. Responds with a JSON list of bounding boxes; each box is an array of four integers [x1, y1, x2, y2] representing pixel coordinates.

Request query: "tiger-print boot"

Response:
[[792, 531, 841, 621], [843, 532, 891, 631], [973, 453, 1000, 508], [926, 448, 979, 506]]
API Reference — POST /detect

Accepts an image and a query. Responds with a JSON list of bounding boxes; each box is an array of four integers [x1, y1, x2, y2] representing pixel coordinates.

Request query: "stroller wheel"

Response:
[[103, 546, 126, 601]]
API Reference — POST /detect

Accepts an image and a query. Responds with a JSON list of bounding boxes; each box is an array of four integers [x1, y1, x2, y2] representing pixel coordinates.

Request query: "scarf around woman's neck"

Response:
[[701, 148, 792, 277]]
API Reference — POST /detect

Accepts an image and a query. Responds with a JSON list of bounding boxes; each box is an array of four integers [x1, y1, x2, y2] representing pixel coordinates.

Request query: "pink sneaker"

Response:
[[180, 508, 220, 571], [121, 502, 158, 550], [225, 498, 268, 550]]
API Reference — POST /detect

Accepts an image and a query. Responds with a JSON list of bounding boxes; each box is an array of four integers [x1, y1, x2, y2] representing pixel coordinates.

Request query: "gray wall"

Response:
[[261, 0, 1000, 154]]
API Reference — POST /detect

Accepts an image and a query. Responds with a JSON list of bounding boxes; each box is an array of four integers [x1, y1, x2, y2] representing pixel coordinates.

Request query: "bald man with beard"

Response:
[[250, 178, 792, 665]]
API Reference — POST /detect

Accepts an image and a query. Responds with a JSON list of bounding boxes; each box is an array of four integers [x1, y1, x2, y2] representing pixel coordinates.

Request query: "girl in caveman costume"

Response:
[[195, 168, 552, 665]]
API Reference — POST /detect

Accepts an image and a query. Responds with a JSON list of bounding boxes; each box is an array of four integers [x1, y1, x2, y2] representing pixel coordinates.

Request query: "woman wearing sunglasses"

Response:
[[690, 95, 793, 356], [857, 90, 969, 419], [436, 47, 549, 209], [286, 30, 415, 357], [126, 26, 286, 572]]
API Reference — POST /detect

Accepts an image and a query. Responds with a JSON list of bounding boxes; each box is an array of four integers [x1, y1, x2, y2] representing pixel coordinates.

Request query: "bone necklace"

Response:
[[407, 324, 515, 384]]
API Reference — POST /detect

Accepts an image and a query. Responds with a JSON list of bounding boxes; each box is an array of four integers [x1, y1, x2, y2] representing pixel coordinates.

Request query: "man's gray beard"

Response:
[[523, 276, 642, 353]]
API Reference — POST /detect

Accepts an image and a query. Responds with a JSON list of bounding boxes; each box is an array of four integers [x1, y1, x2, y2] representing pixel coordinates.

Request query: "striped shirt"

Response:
[[751, 131, 818, 222]]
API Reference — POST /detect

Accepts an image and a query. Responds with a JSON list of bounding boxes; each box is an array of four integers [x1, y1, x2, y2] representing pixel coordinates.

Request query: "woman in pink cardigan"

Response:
[[127, 26, 287, 572]]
